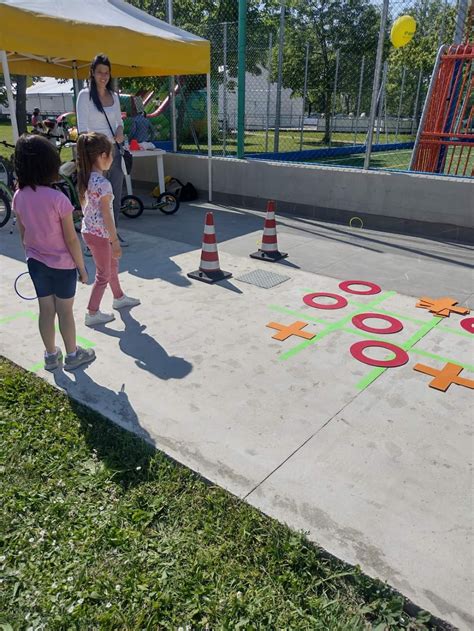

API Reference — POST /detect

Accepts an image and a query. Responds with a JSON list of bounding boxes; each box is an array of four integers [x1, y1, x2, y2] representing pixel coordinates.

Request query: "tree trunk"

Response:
[[14, 75, 28, 135], [323, 93, 331, 144], [318, 25, 331, 145]]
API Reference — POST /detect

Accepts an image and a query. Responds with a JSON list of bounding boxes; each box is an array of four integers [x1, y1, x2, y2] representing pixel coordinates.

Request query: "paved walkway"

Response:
[[1, 202, 472, 629]]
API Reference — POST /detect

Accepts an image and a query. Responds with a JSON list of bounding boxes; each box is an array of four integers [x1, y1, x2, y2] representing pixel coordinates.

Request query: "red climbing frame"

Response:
[[411, 42, 473, 177]]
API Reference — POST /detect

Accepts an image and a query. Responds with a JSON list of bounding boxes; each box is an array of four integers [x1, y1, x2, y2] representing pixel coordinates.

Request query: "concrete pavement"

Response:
[[1, 201, 472, 629]]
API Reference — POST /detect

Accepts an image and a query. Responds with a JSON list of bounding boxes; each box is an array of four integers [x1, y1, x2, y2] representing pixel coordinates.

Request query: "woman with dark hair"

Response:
[[76, 54, 128, 246]]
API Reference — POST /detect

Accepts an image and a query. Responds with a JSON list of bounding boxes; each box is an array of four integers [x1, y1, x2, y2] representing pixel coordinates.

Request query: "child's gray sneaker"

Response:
[[44, 347, 63, 371], [64, 346, 96, 372]]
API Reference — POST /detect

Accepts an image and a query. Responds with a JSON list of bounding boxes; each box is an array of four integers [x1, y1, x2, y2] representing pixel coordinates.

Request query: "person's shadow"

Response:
[[99, 308, 193, 380], [54, 367, 151, 443], [53, 368, 155, 488]]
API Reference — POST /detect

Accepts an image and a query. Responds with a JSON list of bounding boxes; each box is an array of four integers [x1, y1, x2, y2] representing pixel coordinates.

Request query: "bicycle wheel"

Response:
[[157, 192, 180, 215], [0, 189, 11, 228], [121, 195, 144, 218]]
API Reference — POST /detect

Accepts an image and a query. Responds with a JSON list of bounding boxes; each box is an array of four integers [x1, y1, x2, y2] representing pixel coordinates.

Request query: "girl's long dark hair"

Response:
[[14, 134, 60, 190], [89, 53, 113, 112], [76, 132, 113, 204]]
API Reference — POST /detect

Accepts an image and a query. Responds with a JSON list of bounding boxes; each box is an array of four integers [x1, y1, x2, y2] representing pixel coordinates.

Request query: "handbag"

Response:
[[101, 104, 133, 175], [168, 177, 198, 202]]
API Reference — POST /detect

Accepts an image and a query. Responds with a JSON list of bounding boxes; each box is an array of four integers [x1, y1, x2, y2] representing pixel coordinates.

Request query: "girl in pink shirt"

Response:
[[77, 132, 139, 327], [13, 135, 95, 371]]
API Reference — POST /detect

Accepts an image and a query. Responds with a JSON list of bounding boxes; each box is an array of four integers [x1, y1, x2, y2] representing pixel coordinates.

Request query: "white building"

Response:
[[0, 78, 74, 116], [218, 66, 303, 130]]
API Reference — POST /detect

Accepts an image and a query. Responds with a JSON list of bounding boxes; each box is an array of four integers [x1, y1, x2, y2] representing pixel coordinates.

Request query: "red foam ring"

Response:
[[460, 317, 474, 334], [352, 313, 403, 334], [205, 213, 214, 226], [303, 292, 348, 310], [339, 280, 381, 295], [203, 233, 217, 244], [264, 219, 277, 228], [350, 340, 409, 367], [200, 250, 219, 262]]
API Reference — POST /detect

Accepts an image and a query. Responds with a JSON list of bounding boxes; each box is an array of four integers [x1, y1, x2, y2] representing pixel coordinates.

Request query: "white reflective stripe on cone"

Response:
[[260, 243, 279, 252], [201, 243, 218, 252], [262, 227, 277, 236], [199, 259, 221, 270], [204, 225, 216, 235]]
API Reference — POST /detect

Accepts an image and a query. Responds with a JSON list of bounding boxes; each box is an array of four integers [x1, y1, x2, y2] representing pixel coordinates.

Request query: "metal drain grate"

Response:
[[235, 269, 291, 289]]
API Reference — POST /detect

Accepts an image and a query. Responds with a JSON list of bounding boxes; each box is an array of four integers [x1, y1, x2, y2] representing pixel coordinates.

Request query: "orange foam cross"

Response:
[[266, 320, 316, 341], [416, 296, 470, 318], [413, 362, 474, 392]]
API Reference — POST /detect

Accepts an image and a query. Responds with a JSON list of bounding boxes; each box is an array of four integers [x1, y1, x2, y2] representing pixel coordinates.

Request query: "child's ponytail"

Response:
[[76, 132, 113, 204]]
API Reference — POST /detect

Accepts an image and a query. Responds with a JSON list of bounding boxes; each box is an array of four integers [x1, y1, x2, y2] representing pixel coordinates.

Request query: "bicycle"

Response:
[[121, 190, 180, 218], [50, 139, 149, 226]]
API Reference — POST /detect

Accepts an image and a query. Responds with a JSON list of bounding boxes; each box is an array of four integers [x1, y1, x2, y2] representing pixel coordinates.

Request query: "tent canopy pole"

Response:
[[1, 50, 19, 143], [206, 72, 213, 202]]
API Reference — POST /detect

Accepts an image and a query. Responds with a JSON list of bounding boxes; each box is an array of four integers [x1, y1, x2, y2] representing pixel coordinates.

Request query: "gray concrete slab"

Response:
[[122, 196, 473, 299], [1, 203, 472, 629], [247, 365, 473, 630]]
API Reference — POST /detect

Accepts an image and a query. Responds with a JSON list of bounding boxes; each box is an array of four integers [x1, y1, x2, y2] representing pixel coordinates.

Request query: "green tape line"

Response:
[[1, 310, 96, 372], [348, 304, 426, 325], [437, 325, 474, 339], [408, 348, 474, 372], [268, 305, 327, 325], [0, 310, 36, 324], [355, 317, 442, 391], [279, 291, 396, 361]]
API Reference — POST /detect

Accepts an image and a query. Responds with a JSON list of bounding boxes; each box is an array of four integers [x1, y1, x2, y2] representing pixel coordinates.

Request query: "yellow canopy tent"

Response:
[[0, 0, 213, 196]]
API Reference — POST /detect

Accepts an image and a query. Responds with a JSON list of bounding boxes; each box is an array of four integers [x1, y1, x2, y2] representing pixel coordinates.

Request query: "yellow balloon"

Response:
[[390, 15, 417, 48]]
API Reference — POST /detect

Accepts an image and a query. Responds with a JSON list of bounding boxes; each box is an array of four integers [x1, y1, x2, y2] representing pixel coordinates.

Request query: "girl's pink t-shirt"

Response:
[[13, 185, 76, 269]]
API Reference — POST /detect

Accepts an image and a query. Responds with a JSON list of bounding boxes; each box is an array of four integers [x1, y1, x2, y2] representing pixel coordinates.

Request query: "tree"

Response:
[[0, 75, 28, 135], [386, 0, 457, 120], [278, 0, 380, 143], [15, 76, 28, 135]]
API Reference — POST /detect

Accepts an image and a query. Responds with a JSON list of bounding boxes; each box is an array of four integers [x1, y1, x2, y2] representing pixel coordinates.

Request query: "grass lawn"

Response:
[[180, 129, 414, 157], [0, 357, 439, 629], [0, 120, 411, 164], [0, 121, 74, 163]]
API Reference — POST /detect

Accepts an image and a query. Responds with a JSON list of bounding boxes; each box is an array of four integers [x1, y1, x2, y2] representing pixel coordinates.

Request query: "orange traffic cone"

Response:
[[188, 212, 232, 284], [250, 200, 288, 262]]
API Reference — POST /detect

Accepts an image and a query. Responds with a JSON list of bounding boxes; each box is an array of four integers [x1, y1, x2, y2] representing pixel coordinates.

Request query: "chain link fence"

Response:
[[126, 0, 471, 176]]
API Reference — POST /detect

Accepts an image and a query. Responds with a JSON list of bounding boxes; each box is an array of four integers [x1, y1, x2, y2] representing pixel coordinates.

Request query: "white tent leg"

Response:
[[170, 76, 177, 152], [1, 50, 19, 143], [206, 72, 213, 202]]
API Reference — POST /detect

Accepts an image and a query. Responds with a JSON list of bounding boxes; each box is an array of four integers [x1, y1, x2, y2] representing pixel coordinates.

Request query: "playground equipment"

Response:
[[410, 42, 473, 177]]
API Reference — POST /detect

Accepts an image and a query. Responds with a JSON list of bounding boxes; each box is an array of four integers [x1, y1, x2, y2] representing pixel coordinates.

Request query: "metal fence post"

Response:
[[454, 0, 468, 44], [265, 32, 273, 153], [167, 0, 177, 152], [274, 0, 286, 153], [375, 60, 388, 144], [395, 66, 406, 141], [222, 21, 228, 156], [237, 0, 247, 159], [299, 42, 310, 151], [363, 0, 389, 169], [354, 55, 365, 144], [411, 67, 423, 136], [330, 49, 340, 146]]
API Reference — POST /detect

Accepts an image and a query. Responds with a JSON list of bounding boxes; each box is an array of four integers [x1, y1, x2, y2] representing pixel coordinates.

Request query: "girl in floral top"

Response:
[[77, 133, 140, 327]]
